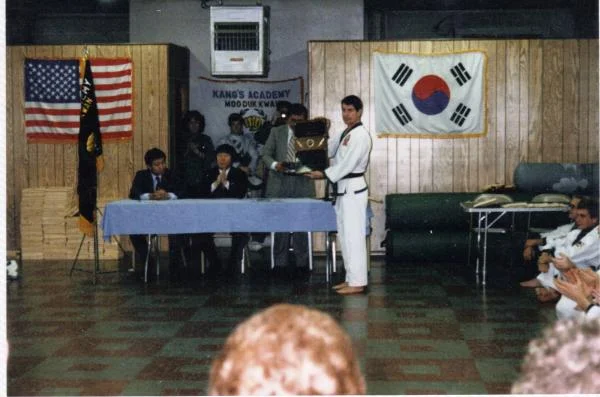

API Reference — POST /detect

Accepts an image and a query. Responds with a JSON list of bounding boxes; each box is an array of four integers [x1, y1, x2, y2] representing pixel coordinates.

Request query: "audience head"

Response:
[[568, 195, 583, 220], [144, 148, 167, 175], [228, 113, 245, 135], [511, 318, 600, 394], [208, 303, 366, 395], [575, 196, 599, 229], [215, 144, 236, 169], [272, 100, 292, 126], [286, 103, 308, 128], [182, 110, 206, 135]]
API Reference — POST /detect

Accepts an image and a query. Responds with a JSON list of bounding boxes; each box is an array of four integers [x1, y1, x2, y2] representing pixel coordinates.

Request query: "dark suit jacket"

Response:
[[201, 166, 248, 199], [129, 168, 181, 199]]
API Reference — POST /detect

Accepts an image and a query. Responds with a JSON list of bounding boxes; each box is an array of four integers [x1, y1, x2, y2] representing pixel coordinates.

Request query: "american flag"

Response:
[[25, 58, 133, 142]]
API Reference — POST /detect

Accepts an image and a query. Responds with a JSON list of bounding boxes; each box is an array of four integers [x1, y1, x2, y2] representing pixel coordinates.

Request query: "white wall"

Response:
[[130, 0, 364, 112]]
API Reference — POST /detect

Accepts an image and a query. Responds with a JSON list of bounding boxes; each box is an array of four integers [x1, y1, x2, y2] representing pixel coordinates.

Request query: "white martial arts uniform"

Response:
[[538, 222, 575, 251], [537, 226, 600, 289], [324, 122, 372, 287]]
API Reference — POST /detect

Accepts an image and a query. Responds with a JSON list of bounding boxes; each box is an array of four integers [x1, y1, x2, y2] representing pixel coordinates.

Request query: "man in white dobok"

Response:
[[307, 95, 372, 295]]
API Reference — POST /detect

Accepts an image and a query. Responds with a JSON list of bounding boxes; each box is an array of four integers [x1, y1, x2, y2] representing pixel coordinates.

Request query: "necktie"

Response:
[[154, 175, 161, 191], [287, 134, 296, 162]]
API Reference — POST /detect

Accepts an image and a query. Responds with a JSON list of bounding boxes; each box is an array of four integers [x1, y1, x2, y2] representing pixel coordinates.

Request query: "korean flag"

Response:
[[374, 51, 486, 137]]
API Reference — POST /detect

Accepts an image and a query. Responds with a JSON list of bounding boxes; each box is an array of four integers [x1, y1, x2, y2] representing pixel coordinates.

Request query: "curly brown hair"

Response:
[[208, 304, 366, 395], [512, 318, 600, 393]]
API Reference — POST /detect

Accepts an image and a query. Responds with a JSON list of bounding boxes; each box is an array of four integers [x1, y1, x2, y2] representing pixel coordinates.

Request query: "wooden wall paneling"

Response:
[[452, 40, 472, 192], [7, 47, 20, 249], [132, 45, 143, 170], [518, 40, 530, 165], [14, 46, 31, 248], [475, 40, 497, 189], [495, 40, 507, 184], [309, 42, 326, 117], [528, 40, 543, 162], [467, 40, 484, 191], [344, 42, 362, 100], [587, 40, 599, 163], [324, 43, 347, 138], [541, 40, 564, 162], [6, 47, 15, 248], [409, 41, 421, 192], [368, 41, 389, 204], [394, 41, 411, 194], [383, 42, 398, 195], [576, 40, 590, 162], [158, 46, 169, 156], [367, 41, 389, 249], [359, 41, 383, 247], [417, 41, 434, 192], [116, 45, 134, 199], [26, 48, 42, 187], [96, 44, 120, 200], [431, 41, 454, 192], [562, 40, 580, 162], [140, 46, 161, 162], [505, 40, 521, 183]]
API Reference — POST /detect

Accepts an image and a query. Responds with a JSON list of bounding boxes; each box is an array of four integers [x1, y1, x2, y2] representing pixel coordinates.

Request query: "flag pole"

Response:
[[68, 51, 120, 284]]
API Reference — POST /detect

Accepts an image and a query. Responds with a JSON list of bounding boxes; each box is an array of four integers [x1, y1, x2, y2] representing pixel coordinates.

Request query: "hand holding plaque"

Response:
[[293, 117, 330, 173]]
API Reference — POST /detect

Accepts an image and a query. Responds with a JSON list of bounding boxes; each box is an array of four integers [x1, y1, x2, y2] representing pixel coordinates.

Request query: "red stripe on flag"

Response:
[[26, 120, 80, 128], [100, 118, 131, 127], [95, 81, 132, 91], [97, 94, 132, 103], [93, 69, 132, 78], [90, 58, 131, 66], [99, 105, 131, 114], [25, 108, 80, 116]]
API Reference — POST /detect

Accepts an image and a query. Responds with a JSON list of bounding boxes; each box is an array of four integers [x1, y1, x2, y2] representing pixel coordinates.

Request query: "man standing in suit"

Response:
[[261, 103, 315, 278], [201, 144, 249, 274], [129, 147, 182, 281]]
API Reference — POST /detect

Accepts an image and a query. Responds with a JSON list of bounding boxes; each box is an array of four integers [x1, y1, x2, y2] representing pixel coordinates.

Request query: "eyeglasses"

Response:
[[568, 203, 576, 209]]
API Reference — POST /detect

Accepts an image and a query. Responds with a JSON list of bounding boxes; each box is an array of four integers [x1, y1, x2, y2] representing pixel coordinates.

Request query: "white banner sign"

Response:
[[374, 51, 486, 138], [197, 76, 303, 143]]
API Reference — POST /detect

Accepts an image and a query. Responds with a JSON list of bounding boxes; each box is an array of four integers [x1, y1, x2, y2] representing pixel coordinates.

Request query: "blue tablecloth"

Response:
[[101, 198, 338, 240]]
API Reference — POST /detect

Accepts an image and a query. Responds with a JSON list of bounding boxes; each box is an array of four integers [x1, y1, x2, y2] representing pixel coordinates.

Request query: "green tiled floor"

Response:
[[7, 254, 555, 395]]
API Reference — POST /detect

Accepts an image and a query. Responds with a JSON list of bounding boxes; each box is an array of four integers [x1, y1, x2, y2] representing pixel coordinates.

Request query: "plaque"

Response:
[[293, 118, 329, 172]]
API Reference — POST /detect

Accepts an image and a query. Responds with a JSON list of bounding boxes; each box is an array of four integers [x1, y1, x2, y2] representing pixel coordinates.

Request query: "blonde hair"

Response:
[[512, 318, 600, 393], [208, 304, 366, 395]]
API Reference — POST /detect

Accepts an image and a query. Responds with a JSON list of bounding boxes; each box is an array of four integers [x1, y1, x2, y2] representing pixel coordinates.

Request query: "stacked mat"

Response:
[[20, 187, 122, 260]]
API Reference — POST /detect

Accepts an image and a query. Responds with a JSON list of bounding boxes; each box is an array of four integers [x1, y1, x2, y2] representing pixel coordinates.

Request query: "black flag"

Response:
[[77, 57, 104, 236]]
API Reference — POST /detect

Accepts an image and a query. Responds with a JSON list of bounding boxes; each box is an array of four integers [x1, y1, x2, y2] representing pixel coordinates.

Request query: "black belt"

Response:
[[341, 172, 364, 179]]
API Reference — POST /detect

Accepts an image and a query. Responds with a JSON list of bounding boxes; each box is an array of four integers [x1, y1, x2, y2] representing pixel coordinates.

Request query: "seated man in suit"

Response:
[[200, 144, 250, 275], [129, 147, 182, 281]]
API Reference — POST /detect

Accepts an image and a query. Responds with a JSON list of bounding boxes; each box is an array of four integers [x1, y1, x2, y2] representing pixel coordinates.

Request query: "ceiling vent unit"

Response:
[[210, 6, 269, 77]]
